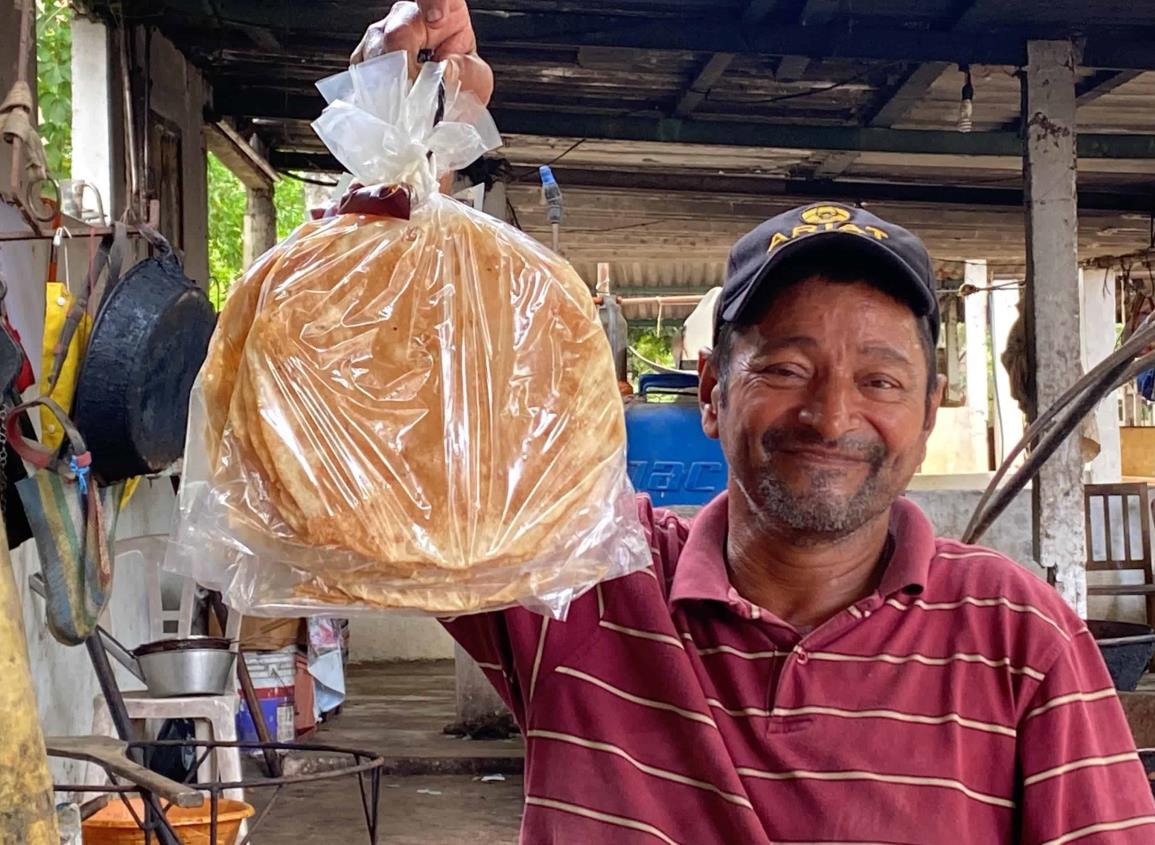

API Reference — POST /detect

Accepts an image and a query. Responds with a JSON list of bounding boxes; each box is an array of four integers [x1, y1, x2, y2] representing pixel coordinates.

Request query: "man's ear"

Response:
[[925, 373, 947, 433], [699, 350, 721, 440]]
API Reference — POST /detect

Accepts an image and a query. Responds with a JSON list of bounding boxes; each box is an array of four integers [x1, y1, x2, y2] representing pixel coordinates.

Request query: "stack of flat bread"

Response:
[[199, 195, 630, 613]]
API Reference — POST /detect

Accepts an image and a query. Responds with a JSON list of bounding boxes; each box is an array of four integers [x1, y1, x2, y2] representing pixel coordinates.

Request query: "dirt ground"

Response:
[[244, 661, 524, 843]]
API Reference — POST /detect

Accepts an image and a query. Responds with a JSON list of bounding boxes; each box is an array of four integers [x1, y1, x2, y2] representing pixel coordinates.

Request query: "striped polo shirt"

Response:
[[445, 494, 1155, 844]]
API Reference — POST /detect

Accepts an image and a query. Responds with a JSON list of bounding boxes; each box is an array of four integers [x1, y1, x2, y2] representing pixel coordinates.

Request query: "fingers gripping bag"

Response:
[[168, 52, 651, 618]]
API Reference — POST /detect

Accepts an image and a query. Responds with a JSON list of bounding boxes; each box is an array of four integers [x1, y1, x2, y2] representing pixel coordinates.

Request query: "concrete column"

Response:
[[964, 261, 989, 424], [70, 18, 114, 215], [242, 185, 276, 269], [481, 179, 507, 222], [1081, 267, 1121, 483], [1024, 39, 1085, 614]]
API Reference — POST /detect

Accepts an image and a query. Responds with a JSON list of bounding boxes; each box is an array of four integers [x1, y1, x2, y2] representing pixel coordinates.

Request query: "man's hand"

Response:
[[351, 1, 494, 106]]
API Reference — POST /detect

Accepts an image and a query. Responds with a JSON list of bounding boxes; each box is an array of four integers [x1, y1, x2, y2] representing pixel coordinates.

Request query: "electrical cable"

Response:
[[278, 169, 339, 187], [736, 62, 904, 106]]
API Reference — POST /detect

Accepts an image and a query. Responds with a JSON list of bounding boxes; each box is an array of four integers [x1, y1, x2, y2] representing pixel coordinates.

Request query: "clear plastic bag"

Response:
[[167, 53, 650, 618]]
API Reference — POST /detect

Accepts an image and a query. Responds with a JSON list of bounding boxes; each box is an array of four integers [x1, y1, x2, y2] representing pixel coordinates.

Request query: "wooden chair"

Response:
[[1085, 483, 1155, 624]]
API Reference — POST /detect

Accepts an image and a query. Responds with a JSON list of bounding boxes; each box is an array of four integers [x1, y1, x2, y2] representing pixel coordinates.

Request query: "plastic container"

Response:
[[243, 648, 296, 688], [236, 685, 294, 743], [236, 647, 298, 742], [625, 373, 728, 507], [82, 797, 254, 845]]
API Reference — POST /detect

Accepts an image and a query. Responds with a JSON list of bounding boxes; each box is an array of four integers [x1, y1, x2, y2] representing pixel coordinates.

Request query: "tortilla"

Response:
[[201, 196, 627, 611]]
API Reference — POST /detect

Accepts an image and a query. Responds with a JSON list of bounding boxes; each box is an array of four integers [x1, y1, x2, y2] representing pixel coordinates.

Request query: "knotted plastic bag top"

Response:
[[312, 51, 501, 204]]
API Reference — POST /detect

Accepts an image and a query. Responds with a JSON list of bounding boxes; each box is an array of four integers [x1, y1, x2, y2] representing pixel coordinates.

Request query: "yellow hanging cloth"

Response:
[[39, 280, 92, 450], [40, 229, 141, 509]]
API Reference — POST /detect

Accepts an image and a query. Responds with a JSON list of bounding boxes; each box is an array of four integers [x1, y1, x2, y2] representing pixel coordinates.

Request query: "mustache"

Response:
[[761, 426, 886, 466]]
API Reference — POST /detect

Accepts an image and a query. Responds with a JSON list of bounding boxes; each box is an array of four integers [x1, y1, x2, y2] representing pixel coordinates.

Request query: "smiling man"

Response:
[[356, 5, 1155, 842]]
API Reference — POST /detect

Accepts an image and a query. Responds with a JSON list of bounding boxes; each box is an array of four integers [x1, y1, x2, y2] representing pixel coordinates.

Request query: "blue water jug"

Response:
[[625, 372, 728, 506]]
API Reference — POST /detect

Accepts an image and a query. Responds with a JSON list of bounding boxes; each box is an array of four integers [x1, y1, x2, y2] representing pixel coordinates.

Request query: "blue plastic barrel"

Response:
[[625, 373, 728, 506]]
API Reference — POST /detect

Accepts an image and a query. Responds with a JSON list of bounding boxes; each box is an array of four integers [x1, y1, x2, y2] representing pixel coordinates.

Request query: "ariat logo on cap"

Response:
[[801, 205, 851, 225], [767, 204, 890, 253]]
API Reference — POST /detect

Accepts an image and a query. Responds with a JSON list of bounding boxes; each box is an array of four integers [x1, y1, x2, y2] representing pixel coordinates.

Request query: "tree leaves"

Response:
[[34, 1, 309, 313], [207, 155, 307, 310], [36, 0, 73, 178]]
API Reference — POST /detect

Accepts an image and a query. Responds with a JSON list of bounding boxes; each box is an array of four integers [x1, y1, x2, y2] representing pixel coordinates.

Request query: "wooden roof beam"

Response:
[[1076, 70, 1142, 104], [812, 1, 987, 179], [468, 14, 1155, 70], [204, 120, 278, 190], [267, 150, 1155, 214], [673, 0, 791, 117], [674, 52, 738, 117]]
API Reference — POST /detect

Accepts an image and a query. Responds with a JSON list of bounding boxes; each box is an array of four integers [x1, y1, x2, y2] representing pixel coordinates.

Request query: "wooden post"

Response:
[[1024, 39, 1086, 614], [242, 185, 276, 269], [0, 532, 58, 845]]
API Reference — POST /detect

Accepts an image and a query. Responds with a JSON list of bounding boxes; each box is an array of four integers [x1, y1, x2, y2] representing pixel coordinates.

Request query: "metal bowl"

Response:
[[133, 637, 236, 697]]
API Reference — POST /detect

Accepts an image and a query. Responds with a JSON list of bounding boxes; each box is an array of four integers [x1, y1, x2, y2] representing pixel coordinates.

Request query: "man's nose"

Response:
[[798, 377, 856, 441]]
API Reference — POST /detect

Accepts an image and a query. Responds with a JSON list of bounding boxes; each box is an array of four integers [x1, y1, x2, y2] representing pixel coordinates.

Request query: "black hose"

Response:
[[962, 352, 1135, 544], [963, 316, 1155, 541], [965, 359, 1124, 545]]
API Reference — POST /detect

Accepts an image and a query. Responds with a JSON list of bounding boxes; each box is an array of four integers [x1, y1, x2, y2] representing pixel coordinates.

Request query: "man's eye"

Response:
[[864, 377, 900, 390], [766, 366, 806, 379]]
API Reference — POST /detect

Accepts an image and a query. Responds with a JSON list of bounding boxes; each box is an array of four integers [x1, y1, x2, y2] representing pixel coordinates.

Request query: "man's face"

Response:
[[700, 276, 944, 544]]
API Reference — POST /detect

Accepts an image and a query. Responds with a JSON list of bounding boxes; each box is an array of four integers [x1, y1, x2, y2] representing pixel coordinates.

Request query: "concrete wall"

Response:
[[348, 615, 455, 663], [921, 407, 990, 475], [905, 484, 1038, 576]]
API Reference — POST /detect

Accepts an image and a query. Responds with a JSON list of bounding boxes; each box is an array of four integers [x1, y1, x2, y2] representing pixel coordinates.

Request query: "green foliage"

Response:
[[207, 154, 307, 310], [34, 0, 307, 310], [207, 153, 245, 309], [628, 326, 676, 381], [275, 175, 306, 241], [36, 0, 73, 179]]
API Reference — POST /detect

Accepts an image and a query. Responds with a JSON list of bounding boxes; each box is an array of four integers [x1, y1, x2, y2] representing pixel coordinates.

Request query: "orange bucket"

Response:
[[82, 797, 254, 845]]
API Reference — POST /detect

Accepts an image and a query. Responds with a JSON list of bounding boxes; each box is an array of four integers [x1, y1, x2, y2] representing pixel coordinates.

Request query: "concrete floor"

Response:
[[247, 661, 524, 843]]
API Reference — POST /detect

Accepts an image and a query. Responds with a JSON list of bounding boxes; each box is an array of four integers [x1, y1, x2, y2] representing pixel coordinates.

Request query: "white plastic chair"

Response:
[[91, 537, 246, 811]]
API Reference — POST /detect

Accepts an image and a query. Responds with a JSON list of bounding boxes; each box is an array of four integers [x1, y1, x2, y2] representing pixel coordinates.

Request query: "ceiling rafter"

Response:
[[811, 0, 993, 180], [672, 0, 793, 118]]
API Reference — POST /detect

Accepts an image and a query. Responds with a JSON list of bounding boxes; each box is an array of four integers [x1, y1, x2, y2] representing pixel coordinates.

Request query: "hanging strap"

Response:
[[5, 396, 88, 474]]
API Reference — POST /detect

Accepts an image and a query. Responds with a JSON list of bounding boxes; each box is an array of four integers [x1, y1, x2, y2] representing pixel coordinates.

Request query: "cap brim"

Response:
[[720, 231, 937, 328]]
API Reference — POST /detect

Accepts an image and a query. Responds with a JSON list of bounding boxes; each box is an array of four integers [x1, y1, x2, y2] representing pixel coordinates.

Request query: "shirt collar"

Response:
[[668, 494, 936, 611]]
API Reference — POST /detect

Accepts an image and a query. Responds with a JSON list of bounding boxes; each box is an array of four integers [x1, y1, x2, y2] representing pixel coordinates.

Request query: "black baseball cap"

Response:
[[715, 203, 940, 343]]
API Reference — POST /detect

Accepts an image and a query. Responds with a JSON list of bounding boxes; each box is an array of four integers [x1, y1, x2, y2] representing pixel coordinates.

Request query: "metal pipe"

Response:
[[618, 294, 704, 307], [84, 638, 182, 845], [119, 26, 139, 212]]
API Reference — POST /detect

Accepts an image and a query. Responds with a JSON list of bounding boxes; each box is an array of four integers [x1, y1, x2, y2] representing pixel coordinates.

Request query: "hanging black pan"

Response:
[[72, 228, 216, 483]]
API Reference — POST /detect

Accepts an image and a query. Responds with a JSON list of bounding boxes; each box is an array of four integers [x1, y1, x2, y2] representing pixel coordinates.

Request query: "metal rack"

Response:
[[51, 737, 385, 844]]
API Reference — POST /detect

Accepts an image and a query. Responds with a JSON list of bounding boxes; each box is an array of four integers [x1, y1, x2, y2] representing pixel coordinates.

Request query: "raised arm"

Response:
[[351, 0, 493, 105]]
